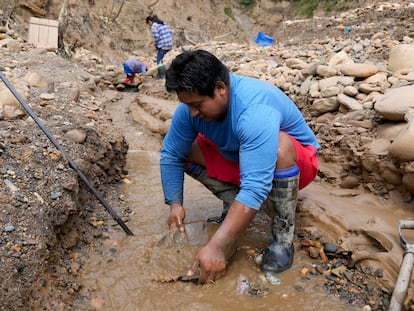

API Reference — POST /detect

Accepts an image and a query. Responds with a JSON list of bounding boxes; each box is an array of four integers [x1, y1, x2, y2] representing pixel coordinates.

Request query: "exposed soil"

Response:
[[0, 49, 131, 310], [1, 0, 414, 310]]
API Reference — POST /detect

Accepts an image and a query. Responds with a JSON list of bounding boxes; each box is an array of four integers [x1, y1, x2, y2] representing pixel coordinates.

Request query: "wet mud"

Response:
[[76, 91, 414, 310]]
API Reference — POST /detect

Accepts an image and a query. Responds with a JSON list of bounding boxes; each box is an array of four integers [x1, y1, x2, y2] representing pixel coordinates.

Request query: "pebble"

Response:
[[4, 223, 15, 232], [4, 179, 18, 192], [324, 243, 338, 253], [294, 284, 305, 292], [264, 271, 282, 285], [236, 274, 250, 295], [50, 191, 63, 200], [374, 268, 383, 278], [39, 278, 47, 287]]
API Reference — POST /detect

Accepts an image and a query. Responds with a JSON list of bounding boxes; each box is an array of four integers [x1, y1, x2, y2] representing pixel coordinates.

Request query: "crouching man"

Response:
[[159, 50, 320, 284]]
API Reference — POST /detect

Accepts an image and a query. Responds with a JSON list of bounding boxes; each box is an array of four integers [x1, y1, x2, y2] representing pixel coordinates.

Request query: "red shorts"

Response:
[[196, 133, 318, 190]]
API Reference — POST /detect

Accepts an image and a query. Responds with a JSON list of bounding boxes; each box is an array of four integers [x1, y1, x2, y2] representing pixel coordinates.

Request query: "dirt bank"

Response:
[[0, 48, 132, 309]]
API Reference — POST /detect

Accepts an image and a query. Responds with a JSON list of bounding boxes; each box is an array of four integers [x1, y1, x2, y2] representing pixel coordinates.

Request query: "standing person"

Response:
[[123, 59, 147, 84], [145, 15, 173, 65], [160, 49, 320, 284]]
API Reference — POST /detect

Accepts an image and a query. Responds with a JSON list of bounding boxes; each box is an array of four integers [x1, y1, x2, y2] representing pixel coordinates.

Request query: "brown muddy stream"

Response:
[[79, 91, 413, 310]]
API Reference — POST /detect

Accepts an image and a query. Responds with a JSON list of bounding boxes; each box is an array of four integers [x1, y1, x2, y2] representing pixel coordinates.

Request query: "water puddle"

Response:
[[79, 150, 356, 311]]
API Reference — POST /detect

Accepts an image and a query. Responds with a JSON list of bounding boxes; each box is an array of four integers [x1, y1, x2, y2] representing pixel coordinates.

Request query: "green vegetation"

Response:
[[224, 6, 235, 20], [238, 0, 256, 11], [326, 0, 353, 12], [229, 0, 349, 20], [294, 0, 318, 18], [324, 0, 339, 12], [290, 0, 350, 18]]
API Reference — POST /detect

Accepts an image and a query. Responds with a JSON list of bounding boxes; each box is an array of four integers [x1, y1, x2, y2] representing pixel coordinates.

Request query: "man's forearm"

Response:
[[208, 200, 257, 251]]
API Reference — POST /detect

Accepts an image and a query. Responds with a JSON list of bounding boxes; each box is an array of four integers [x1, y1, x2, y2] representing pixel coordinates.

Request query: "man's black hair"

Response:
[[165, 50, 230, 98]]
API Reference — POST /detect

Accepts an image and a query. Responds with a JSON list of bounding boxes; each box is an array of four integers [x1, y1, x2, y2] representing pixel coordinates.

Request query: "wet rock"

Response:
[[263, 271, 282, 285], [340, 175, 360, 189], [236, 274, 250, 295], [324, 243, 338, 254], [237, 274, 272, 297], [308, 246, 320, 259], [331, 265, 347, 277], [293, 284, 305, 292], [374, 268, 383, 278]]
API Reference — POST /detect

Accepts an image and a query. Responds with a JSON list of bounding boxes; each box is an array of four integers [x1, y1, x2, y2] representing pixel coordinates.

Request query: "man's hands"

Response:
[[167, 201, 257, 284], [168, 203, 185, 232], [187, 243, 227, 284], [186, 201, 257, 284]]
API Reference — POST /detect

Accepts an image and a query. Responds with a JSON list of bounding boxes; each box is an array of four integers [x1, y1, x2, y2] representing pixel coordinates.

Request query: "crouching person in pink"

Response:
[[160, 50, 320, 284]]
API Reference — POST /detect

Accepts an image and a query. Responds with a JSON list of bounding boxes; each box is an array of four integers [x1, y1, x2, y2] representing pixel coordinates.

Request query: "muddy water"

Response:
[[80, 92, 414, 310]]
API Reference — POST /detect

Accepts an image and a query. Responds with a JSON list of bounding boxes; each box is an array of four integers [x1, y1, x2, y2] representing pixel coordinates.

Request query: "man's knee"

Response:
[[276, 132, 297, 169], [186, 141, 206, 169]]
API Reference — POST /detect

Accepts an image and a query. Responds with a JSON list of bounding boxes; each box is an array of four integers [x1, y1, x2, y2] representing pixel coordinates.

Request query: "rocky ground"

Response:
[[1, 0, 414, 310], [0, 47, 133, 309]]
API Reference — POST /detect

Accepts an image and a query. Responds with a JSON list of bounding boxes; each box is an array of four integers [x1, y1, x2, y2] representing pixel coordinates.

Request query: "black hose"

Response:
[[0, 72, 133, 236]]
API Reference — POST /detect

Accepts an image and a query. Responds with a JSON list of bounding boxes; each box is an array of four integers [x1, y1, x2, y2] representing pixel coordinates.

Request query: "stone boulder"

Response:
[[374, 85, 414, 121], [388, 44, 414, 72]]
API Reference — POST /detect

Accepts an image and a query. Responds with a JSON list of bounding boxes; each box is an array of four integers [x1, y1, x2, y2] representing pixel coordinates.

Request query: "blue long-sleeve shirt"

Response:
[[160, 73, 320, 210]]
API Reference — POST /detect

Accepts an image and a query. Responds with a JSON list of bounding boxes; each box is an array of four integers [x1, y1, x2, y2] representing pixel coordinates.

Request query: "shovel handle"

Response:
[[389, 220, 414, 311], [389, 252, 414, 311], [399, 219, 414, 230], [398, 220, 414, 252]]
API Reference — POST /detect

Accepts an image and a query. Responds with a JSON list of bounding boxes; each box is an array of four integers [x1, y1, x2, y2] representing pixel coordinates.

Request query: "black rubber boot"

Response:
[[186, 165, 239, 224], [207, 200, 231, 224], [261, 172, 299, 273]]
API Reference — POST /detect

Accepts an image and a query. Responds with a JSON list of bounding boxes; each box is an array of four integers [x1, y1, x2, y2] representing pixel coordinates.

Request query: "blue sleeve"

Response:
[[160, 104, 197, 205], [235, 105, 281, 210], [152, 24, 160, 47]]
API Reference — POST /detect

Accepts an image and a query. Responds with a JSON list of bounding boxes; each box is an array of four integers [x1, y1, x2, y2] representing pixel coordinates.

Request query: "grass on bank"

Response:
[[225, 0, 353, 20], [292, 0, 354, 18]]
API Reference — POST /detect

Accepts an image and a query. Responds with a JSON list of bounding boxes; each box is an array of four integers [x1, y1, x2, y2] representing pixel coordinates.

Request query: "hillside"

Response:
[[3, 0, 412, 63]]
